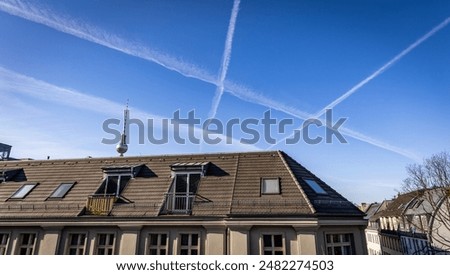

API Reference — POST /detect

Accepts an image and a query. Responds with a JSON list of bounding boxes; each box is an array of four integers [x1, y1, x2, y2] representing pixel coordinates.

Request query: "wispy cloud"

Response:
[[208, 0, 240, 119], [314, 17, 450, 118], [0, 0, 424, 160], [0, 0, 217, 85], [0, 66, 260, 154]]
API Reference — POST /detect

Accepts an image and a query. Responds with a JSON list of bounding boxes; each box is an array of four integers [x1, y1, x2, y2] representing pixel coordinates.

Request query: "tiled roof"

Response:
[[0, 151, 363, 219], [375, 193, 416, 218]]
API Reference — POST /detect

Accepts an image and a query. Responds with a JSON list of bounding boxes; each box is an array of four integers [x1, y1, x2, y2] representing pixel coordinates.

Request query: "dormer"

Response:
[[85, 164, 143, 215], [161, 162, 209, 214], [0, 168, 23, 183]]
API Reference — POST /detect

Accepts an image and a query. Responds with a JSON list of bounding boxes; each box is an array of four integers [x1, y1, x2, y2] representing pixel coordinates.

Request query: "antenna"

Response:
[[116, 100, 129, 157]]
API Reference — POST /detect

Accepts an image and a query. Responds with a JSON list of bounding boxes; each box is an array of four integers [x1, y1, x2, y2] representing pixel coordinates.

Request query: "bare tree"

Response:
[[402, 151, 450, 253]]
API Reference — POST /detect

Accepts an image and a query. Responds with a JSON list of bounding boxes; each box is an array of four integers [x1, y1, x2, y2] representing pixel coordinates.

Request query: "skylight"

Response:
[[49, 182, 75, 198], [10, 183, 37, 199], [304, 179, 327, 195]]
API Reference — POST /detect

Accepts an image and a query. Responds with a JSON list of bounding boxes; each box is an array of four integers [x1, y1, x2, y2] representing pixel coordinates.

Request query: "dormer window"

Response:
[[162, 162, 209, 214], [0, 168, 23, 183], [94, 165, 142, 198], [86, 165, 142, 216], [95, 174, 131, 197]]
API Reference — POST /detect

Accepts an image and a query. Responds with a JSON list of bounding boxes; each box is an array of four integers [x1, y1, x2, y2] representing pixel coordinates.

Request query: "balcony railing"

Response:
[[162, 193, 196, 214], [86, 195, 117, 216]]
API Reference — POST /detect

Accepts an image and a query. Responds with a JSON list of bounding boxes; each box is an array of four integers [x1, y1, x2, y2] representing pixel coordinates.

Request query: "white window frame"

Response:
[[178, 233, 200, 255], [260, 233, 285, 255], [16, 232, 38, 255], [166, 172, 201, 213], [325, 233, 354, 255], [95, 233, 116, 255], [0, 232, 10, 255], [147, 233, 169, 255], [261, 178, 281, 195], [65, 232, 87, 255]]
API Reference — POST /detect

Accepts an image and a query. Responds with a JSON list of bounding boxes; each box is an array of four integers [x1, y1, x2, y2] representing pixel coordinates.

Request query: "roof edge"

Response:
[[277, 151, 316, 214]]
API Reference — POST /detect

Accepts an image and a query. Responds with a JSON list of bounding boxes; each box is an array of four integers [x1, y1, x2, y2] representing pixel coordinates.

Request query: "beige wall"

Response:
[[0, 223, 367, 255], [316, 225, 367, 255]]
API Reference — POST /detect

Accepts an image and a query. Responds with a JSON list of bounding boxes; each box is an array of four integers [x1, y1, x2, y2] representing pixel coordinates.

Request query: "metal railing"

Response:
[[162, 193, 196, 214], [86, 195, 117, 216]]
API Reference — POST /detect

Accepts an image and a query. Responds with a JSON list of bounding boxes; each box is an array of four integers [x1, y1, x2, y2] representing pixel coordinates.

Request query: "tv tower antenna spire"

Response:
[[116, 100, 129, 157]]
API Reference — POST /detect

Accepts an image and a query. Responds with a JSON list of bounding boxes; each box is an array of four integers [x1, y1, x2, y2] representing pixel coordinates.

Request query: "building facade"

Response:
[[372, 190, 450, 255], [0, 151, 367, 255]]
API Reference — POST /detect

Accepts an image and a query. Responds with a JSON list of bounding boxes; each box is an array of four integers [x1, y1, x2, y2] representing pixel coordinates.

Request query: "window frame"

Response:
[[65, 232, 88, 255], [260, 178, 281, 195], [16, 232, 38, 255], [9, 183, 38, 200], [146, 233, 169, 255], [260, 233, 286, 255], [48, 182, 76, 199], [325, 233, 355, 255], [95, 174, 132, 198], [164, 172, 202, 213], [95, 233, 116, 255], [178, 232, 200, 255], [0, 232, 10, 255]]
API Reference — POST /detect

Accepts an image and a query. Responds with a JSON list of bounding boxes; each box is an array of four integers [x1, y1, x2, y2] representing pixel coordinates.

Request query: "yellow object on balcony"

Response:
[[86, 195, 117, 215]]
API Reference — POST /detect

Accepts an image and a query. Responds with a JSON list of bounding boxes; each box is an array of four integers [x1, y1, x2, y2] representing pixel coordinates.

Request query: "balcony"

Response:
[[162, 193, 196, 214], [86, 195, 117, 216]]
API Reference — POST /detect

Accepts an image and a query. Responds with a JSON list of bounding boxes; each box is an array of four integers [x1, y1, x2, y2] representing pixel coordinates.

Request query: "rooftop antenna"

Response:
[[116, 100, 129, 157]]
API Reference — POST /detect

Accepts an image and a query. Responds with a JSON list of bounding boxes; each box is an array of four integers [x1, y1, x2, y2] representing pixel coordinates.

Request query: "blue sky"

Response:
[[0, 0, 449, 204]]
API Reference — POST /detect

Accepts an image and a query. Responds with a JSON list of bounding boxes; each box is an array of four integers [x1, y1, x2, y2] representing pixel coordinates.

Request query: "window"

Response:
[[96, 233, 115, 255], [0, 233, 9, 255], [164, 173, 201, 213], [49, 182, 75, 199], [304, 179, 327, 194], [66, 233, 87, 255], [179, 233, 199, 255], [17, 233, 37, 255], [325, 233, 355, 255], [10, 183, 37, 199], [262, 234, 285, 255], [95, 175, 131, 197], [261, 178, 280, 194], [148, 233, 168, 255]]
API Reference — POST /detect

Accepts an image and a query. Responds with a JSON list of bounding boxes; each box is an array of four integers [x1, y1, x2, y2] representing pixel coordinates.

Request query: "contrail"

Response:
[[269, 17, 450, 155], [208, 0, 240, 119], [0, 0, 424, 160], [265, 113, 420, 161], [0, 0, 217, 85], [339, 127, 421, 162], [314, 17, 450, 118], [0, 66, 260, 151]]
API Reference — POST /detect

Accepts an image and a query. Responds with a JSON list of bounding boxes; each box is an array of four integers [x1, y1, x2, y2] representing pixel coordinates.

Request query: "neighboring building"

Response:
[[0, 151, 367, 255], [374, 190, 450, 255], [363, 203, 382, 255]]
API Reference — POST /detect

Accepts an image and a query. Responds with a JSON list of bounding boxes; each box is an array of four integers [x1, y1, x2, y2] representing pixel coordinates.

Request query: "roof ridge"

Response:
[[1, 150, 280, 164], [277, 151, 316, 214]]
